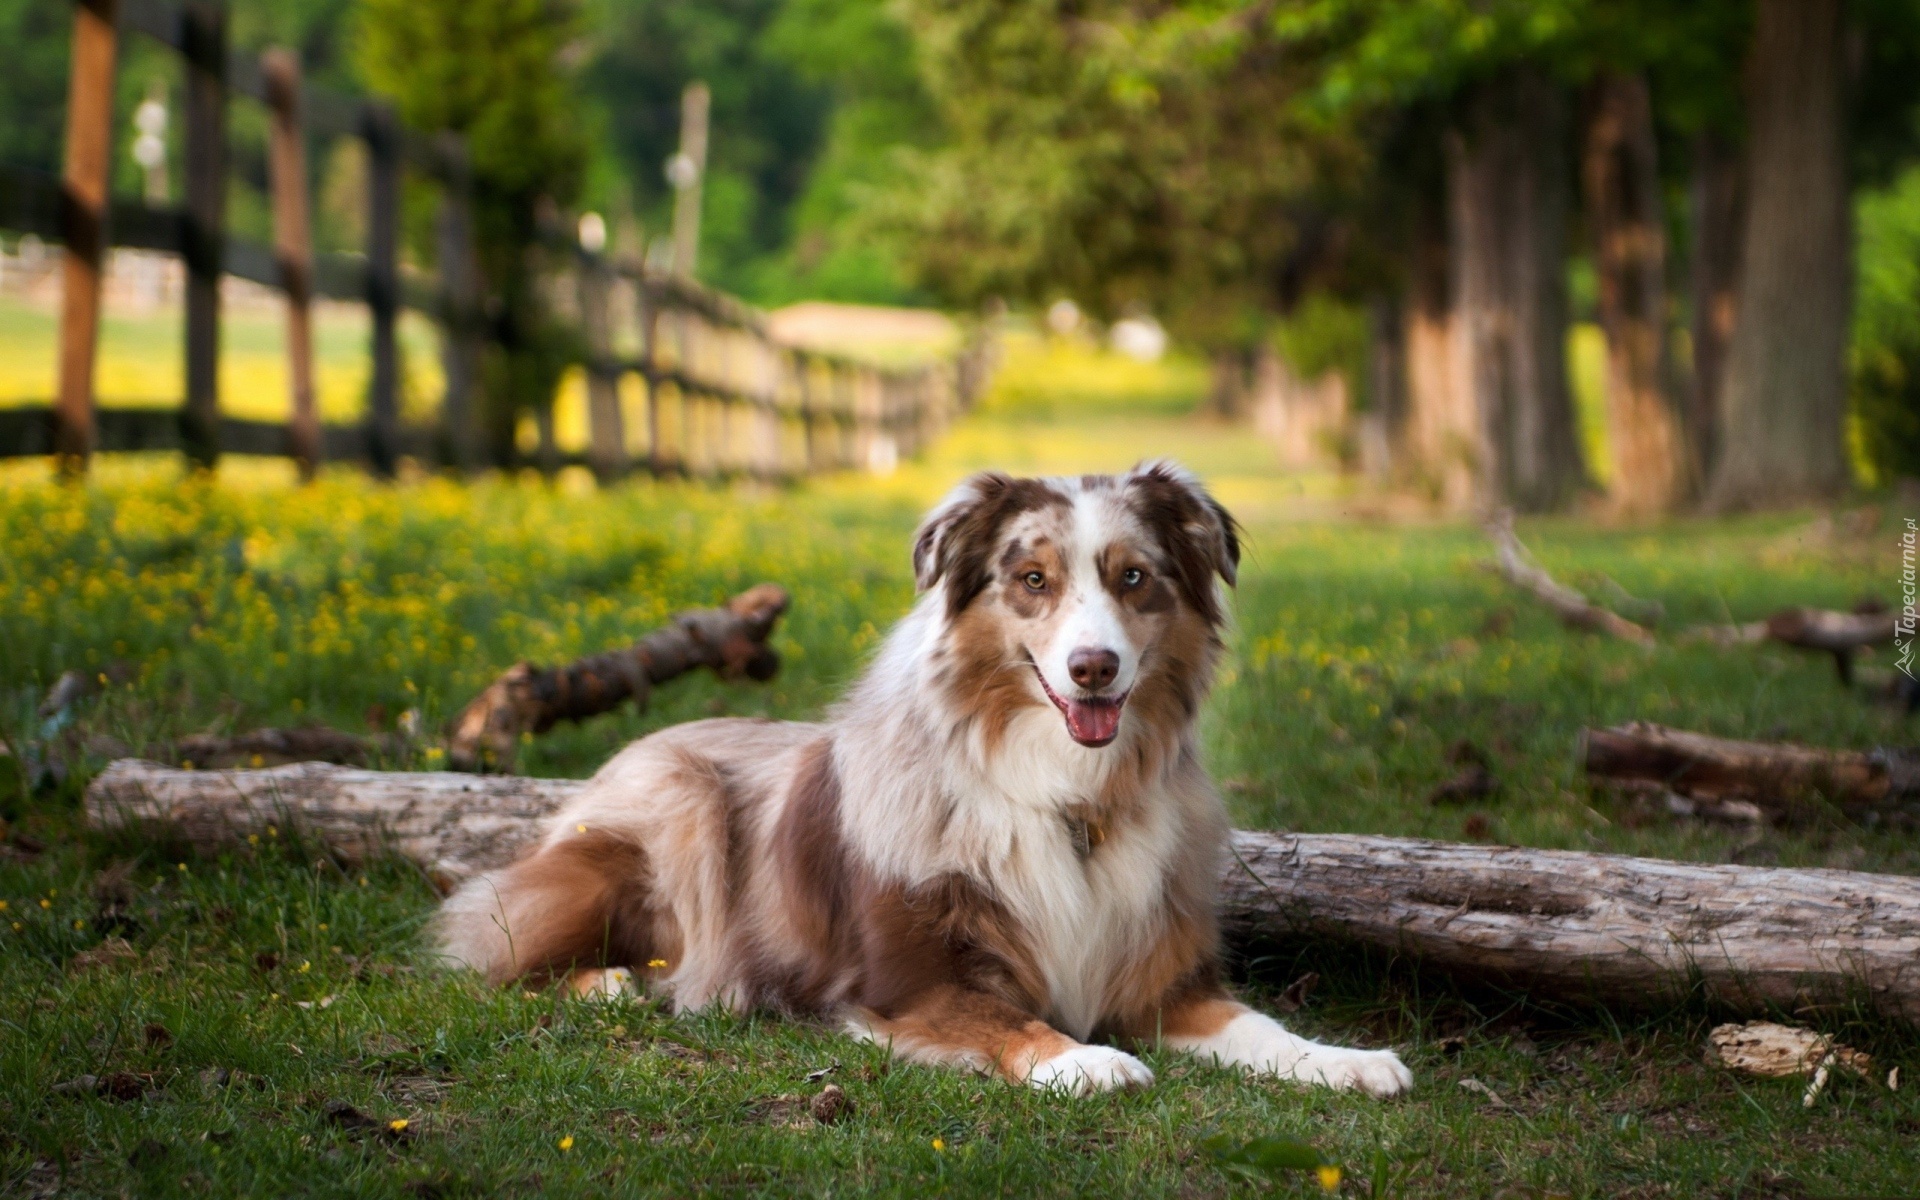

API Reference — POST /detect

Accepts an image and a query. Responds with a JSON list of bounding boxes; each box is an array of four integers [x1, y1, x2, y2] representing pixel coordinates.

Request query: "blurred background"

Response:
[[1, 0, 1916, 513]]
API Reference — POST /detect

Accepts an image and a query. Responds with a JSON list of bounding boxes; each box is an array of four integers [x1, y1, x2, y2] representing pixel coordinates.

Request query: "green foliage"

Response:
[[356, 0, 589, 461], [750, 0, 942, 305], [1852, 164, 1920, 485], [1275, 293, 1371, 407], [576, 0, 830, 290], [886, 0, 1365, 345], [0, 0, 76, 176]]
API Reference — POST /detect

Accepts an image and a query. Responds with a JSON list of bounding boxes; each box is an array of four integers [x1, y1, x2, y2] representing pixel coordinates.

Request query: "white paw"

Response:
[[1288, 1046, 1414, 1098], [1027, 1044, 1155, 1096]]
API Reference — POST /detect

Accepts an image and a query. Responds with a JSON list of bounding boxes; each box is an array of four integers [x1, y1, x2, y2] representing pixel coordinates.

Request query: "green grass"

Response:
[[3, 333, 1919, 1197]]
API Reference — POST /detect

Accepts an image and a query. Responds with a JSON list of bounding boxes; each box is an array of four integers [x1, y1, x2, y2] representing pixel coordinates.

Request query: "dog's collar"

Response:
[[1064, 814, 1107, 861]]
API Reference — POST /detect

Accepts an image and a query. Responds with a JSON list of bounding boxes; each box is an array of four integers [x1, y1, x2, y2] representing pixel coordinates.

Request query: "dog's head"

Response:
[[912, 461, 1239, 749]]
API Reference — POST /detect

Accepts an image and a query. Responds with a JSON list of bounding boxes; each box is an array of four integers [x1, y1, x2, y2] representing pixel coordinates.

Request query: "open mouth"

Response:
[[1033, 666, 1128, 747]]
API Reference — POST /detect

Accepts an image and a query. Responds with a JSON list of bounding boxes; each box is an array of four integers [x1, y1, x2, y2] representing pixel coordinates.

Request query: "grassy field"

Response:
[[3, 335, 1918, 1198]]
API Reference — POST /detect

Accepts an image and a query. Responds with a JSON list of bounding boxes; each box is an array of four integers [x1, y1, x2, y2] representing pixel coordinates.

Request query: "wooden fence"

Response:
[[0, 0, 989, 481]]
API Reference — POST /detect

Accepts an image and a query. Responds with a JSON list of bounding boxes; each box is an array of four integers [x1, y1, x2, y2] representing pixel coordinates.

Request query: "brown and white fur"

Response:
[[434, 461, 1411, 1098]]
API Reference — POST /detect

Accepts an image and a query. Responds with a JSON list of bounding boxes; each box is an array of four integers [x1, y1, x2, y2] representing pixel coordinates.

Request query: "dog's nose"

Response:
[[1068, 647, 1120, 691]]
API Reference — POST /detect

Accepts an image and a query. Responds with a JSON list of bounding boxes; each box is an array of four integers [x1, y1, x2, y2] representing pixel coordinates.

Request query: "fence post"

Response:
[[55, 0, 119, 474], [435, 135, 480, 473], [181, 0, 227, 470], [637, 274, 660, 474], [795, 352, 815, 473], [668, 82, 709, 280], [577, 247, 625, 481], [262, 49, 318, 479], [363, 102, 401, 478]]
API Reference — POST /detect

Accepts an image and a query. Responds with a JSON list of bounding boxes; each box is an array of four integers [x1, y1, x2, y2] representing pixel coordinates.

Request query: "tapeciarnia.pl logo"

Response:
[[1899, 517, 1917, 681]]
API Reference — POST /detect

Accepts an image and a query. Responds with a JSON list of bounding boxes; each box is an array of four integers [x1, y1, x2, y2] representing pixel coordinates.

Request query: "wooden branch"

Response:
[[1485, 511, 1653, 643], [446, 584, 789, 771], [85, 760, 1920, 1020], [1763, 607, 1898, 686], [1583, 721, 1920, 824], [1682, 606, 1898, 685]]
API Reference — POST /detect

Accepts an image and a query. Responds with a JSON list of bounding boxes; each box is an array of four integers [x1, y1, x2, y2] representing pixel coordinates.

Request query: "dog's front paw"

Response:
[[1290, 1046, 1413, 1098], [1027, 1044, 1155, 1096]]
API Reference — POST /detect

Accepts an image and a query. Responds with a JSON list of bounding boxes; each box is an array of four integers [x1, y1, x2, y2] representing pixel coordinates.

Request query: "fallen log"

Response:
[[446, 583, 789, 771], [1583, 722, 1920, 826], [86, 759, 1920, 1020], [1484, 511, 1653, 644]]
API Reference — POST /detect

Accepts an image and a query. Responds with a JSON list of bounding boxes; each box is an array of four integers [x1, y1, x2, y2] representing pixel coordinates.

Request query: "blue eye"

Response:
[[1122, 568, 1144, 587]]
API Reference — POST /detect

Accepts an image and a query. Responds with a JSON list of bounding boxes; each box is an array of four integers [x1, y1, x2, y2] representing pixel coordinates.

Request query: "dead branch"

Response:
[[1583, 721, 1920, 825], [1484, 511, 1653, 643], [446, 583, 790, 771], [85, 759, 1920, 1020]]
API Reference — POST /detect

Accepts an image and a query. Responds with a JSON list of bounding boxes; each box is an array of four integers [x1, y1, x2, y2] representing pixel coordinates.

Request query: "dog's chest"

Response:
[[988, 807, 1174, 1040]]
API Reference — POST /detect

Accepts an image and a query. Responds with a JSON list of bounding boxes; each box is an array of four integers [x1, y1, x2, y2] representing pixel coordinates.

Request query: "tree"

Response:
[[356, 0, 588, 467], [1447, 66, 1588, 511], [1704, 0, 1851, 510], [1581, 70, 1684, 514], [577, 0, 833, 295], [888, 0, 1364, 349]]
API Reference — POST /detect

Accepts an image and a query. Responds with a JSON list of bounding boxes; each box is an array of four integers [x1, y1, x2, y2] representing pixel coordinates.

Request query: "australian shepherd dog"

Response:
[[435, 461, 1411, 1098]]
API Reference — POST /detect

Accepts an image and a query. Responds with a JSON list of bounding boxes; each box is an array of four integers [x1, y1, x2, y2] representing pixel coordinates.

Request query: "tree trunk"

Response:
[[1208, 348, 1250, 419], [1685, 132, 1743, 492], [1583, 72, 1686, 516], [1448, 68, 1588, 512], [1399, 198, 1478, 508], [1705, 0, 1851, 511], [85, 760, 1920, 1020]]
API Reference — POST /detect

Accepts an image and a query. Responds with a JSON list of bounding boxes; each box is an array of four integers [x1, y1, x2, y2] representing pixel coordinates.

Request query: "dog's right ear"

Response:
[[912, 471, 1013, 592]]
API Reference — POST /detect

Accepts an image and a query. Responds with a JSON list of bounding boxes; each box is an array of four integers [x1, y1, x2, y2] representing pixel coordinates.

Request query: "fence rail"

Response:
[[1, 0, 988, 479]]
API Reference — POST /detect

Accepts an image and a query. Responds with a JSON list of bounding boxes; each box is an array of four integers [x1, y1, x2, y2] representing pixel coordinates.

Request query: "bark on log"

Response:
[[446, 584, 789, 772], [1583, 722, 1920, 826], [1219, 830, 1920, 1021], [85, 760, 1920, 1020], [1486, 511, 1653, 643], [87, 759, 575, 885]]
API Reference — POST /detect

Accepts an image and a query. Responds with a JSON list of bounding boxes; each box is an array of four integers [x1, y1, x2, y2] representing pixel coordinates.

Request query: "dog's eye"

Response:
[[1121, 568, 1144, 588], [1022, 571, 1046, 591]]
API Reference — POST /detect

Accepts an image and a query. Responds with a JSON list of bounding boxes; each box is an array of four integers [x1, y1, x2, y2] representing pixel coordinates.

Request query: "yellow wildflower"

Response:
[[558, 1136, 574, 1152], [931, 1138, 946, 1152], [1316, 1165, 1342, 1192], [388, 1119, 409, 1133], [647, 958, 668, 969], [299, 960, 311, 973]]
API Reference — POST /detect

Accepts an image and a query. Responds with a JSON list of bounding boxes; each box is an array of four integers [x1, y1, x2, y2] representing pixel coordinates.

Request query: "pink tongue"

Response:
[[1065, 700, 1122, 744]]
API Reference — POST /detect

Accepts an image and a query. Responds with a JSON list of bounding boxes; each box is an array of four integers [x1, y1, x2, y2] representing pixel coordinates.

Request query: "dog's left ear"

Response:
[[1126, 459, 1240, 619]]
